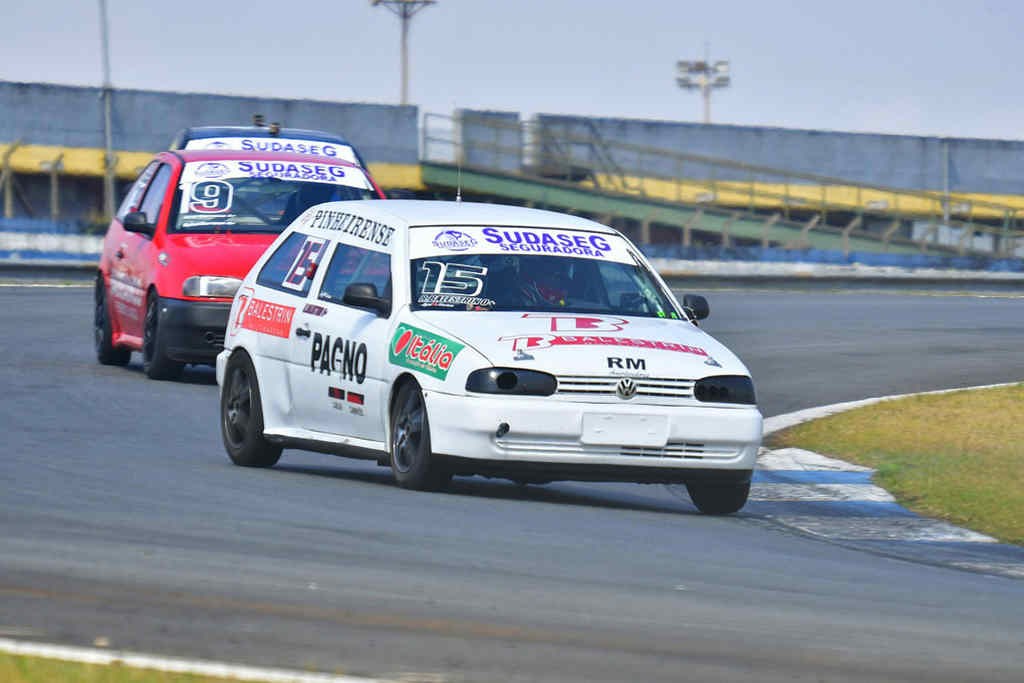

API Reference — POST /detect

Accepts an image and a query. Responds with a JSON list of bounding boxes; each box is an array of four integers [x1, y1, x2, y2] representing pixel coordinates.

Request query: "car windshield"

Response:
[[409, 252, 682, 318], [171, 161, 376, 234]]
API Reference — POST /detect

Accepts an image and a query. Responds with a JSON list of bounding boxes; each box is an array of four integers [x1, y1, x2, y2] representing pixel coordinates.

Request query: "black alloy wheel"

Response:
[[142, 293, 183, 380], [220, 351, 281, 468], [390, 381, 449, 491], [94, 276, 130, 366]]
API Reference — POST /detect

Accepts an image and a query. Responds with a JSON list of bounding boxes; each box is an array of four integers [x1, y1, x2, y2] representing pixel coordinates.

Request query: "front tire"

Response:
[[390, 382, 448, 491], [94, 275, 130, 366], [685, 481, 750, 515], [143, 293, 184, 380], [221, 351, 281, 468]]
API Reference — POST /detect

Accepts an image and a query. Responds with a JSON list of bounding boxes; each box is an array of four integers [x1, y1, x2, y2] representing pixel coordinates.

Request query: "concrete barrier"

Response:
[[3, 231, 1023, 287]]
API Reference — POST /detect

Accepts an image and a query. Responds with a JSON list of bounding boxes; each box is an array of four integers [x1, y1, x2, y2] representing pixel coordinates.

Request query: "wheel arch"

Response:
[[385, 372, 421, 454]]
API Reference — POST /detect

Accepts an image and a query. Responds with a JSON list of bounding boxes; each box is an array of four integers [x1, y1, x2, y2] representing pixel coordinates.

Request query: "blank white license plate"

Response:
[[581, 413, 669, 448]]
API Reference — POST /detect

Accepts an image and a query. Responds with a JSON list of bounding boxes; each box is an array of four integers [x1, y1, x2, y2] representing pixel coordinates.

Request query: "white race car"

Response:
[[216, 200, 762, 513]]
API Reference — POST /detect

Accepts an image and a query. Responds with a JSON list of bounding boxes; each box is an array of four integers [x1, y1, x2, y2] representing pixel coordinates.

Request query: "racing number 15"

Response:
[[420, 261, 487, 296]]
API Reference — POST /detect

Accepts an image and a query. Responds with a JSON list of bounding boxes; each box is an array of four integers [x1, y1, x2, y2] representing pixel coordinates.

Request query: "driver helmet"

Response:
[[521, 258, 570, 306]]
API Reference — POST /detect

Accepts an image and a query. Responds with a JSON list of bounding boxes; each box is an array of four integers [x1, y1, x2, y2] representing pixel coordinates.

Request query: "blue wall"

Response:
[[0, 81, 419, 164]]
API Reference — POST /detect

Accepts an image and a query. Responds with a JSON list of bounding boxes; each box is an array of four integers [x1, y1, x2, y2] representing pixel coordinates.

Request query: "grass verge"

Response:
[[0, 651, 300, 683], [767, 383, 1024, 545]]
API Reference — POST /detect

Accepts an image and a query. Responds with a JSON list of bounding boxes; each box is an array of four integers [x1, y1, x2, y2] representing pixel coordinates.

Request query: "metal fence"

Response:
[[422, 112, 1024, 257]]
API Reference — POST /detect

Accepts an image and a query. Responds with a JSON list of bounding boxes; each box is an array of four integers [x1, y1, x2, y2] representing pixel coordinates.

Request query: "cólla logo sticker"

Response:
[[432, 230, 477, 252], [389, 324, 465, 380]]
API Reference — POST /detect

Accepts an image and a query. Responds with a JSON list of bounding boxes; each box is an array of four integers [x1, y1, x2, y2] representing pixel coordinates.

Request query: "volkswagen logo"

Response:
[[615, 377, 638, 400]]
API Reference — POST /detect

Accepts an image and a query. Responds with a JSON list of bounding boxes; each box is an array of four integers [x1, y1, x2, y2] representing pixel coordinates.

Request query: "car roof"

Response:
[[170, 126, 352, 148], [299, 199, 620, 237], [169, 149, 363, 167]]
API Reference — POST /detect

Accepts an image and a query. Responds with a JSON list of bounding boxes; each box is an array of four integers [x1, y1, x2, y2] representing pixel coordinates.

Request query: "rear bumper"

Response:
[[160, 297, 232, 364]]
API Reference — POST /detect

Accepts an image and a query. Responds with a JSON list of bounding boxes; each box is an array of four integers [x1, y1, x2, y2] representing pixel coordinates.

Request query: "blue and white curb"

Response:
[[752, 447, 998, 545], [0, 231, 102, 256], [0, 232, 102, 268], [674, 382, 1024, 578]]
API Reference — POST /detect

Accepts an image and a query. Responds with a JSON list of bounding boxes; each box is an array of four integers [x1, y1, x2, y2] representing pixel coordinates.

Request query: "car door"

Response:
[[107, 162, 158, 339], [287, 238, 392, 443], [238, 231, 329, 417], [114, 162, 173, 339]]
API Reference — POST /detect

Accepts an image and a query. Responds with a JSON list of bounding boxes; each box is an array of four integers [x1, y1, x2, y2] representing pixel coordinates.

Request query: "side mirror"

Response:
[[683, 294, 709, 321], [123, 211, 154, 236], [342, 282, 390, 317]]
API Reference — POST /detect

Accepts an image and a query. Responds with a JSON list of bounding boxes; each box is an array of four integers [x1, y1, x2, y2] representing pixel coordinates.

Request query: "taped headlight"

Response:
[[182, 276, 242, 298], [466, 368, 557, 396], [693, 375, 757, 405]]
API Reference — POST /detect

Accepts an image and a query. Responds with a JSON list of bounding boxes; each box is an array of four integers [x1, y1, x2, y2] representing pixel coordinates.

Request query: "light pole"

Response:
[[371, 0, 436, 106], [98, 0, 115, 219], [676, 58, 730, 124]]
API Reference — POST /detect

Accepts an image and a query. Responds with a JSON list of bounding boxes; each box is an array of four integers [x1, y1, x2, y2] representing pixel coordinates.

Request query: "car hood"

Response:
[[409, 310, 750, 379], [162, 232, 278, 279]]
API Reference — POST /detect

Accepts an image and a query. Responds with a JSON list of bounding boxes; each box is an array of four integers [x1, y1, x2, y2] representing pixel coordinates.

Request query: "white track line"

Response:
[[762, 381, 1021, 435], [0, 637, 396, 683]]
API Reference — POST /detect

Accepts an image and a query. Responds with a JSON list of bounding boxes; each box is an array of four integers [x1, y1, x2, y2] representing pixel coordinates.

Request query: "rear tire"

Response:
[[94, 275, 130, 366], [390, 381, 448, 491], [685, 481, 750, 515], [221, 351, 282, 468], [143, 293, 184, 380]]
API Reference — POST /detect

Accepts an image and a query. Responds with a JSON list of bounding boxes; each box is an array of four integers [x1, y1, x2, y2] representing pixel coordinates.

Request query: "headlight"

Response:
[[693, 375, 757, 405], [466, 368, 557, 396], [182, 276, 242, 298]]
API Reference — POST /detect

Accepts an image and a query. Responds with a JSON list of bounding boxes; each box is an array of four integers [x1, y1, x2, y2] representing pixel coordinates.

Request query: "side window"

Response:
[[116, 162, 159, 221], [318, 242, 391, 305], [256, 232, 328, 297], [137, 164, 173, 225]]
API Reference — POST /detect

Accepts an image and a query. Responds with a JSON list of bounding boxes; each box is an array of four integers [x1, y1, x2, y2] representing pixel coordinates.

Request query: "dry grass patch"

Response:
[[768, 383, 1024, 545]]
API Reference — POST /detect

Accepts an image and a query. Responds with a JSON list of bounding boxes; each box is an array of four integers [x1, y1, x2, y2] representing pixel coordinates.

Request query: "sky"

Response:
[[2, 0, 1021, 140]]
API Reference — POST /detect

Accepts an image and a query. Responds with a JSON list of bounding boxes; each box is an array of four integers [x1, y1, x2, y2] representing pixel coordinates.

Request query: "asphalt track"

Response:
[[1, 285, 1023, 682]]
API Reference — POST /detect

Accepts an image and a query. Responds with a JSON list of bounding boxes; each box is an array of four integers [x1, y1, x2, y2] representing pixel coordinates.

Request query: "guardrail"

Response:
[[422, 113, 1024, 257]]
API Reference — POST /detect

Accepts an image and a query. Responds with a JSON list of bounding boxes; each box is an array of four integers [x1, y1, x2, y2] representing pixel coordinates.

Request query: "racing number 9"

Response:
[[420, 261, 487, 296], [189, 181, 233, 214]]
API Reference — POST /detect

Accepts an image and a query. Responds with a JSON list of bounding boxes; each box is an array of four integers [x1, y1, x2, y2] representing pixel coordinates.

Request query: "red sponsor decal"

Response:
[[520, 313, 627, 332], [498, 333, 708, 357], [231, 287, 254, 333], [328, 387, 344, 399], [240, 298, 295, 338], [346, 391, 364, 405]]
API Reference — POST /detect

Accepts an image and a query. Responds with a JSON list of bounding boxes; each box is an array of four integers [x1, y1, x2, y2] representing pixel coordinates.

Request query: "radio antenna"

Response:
[[455, 103, 462, 203]]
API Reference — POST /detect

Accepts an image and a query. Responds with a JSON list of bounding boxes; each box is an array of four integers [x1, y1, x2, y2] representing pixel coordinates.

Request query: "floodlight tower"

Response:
[[372, 0, 437, 105], [676, 58, 730, 124], [98, 0, 115, 218]]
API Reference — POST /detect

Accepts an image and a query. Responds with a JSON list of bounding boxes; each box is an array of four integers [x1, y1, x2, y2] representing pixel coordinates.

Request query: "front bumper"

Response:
[[422, 391, 762, 484], [159, 297, 232, 364]]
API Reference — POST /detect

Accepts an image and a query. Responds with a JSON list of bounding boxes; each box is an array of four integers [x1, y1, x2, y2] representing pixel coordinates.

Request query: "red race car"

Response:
[[94, 148, 384, 379]]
